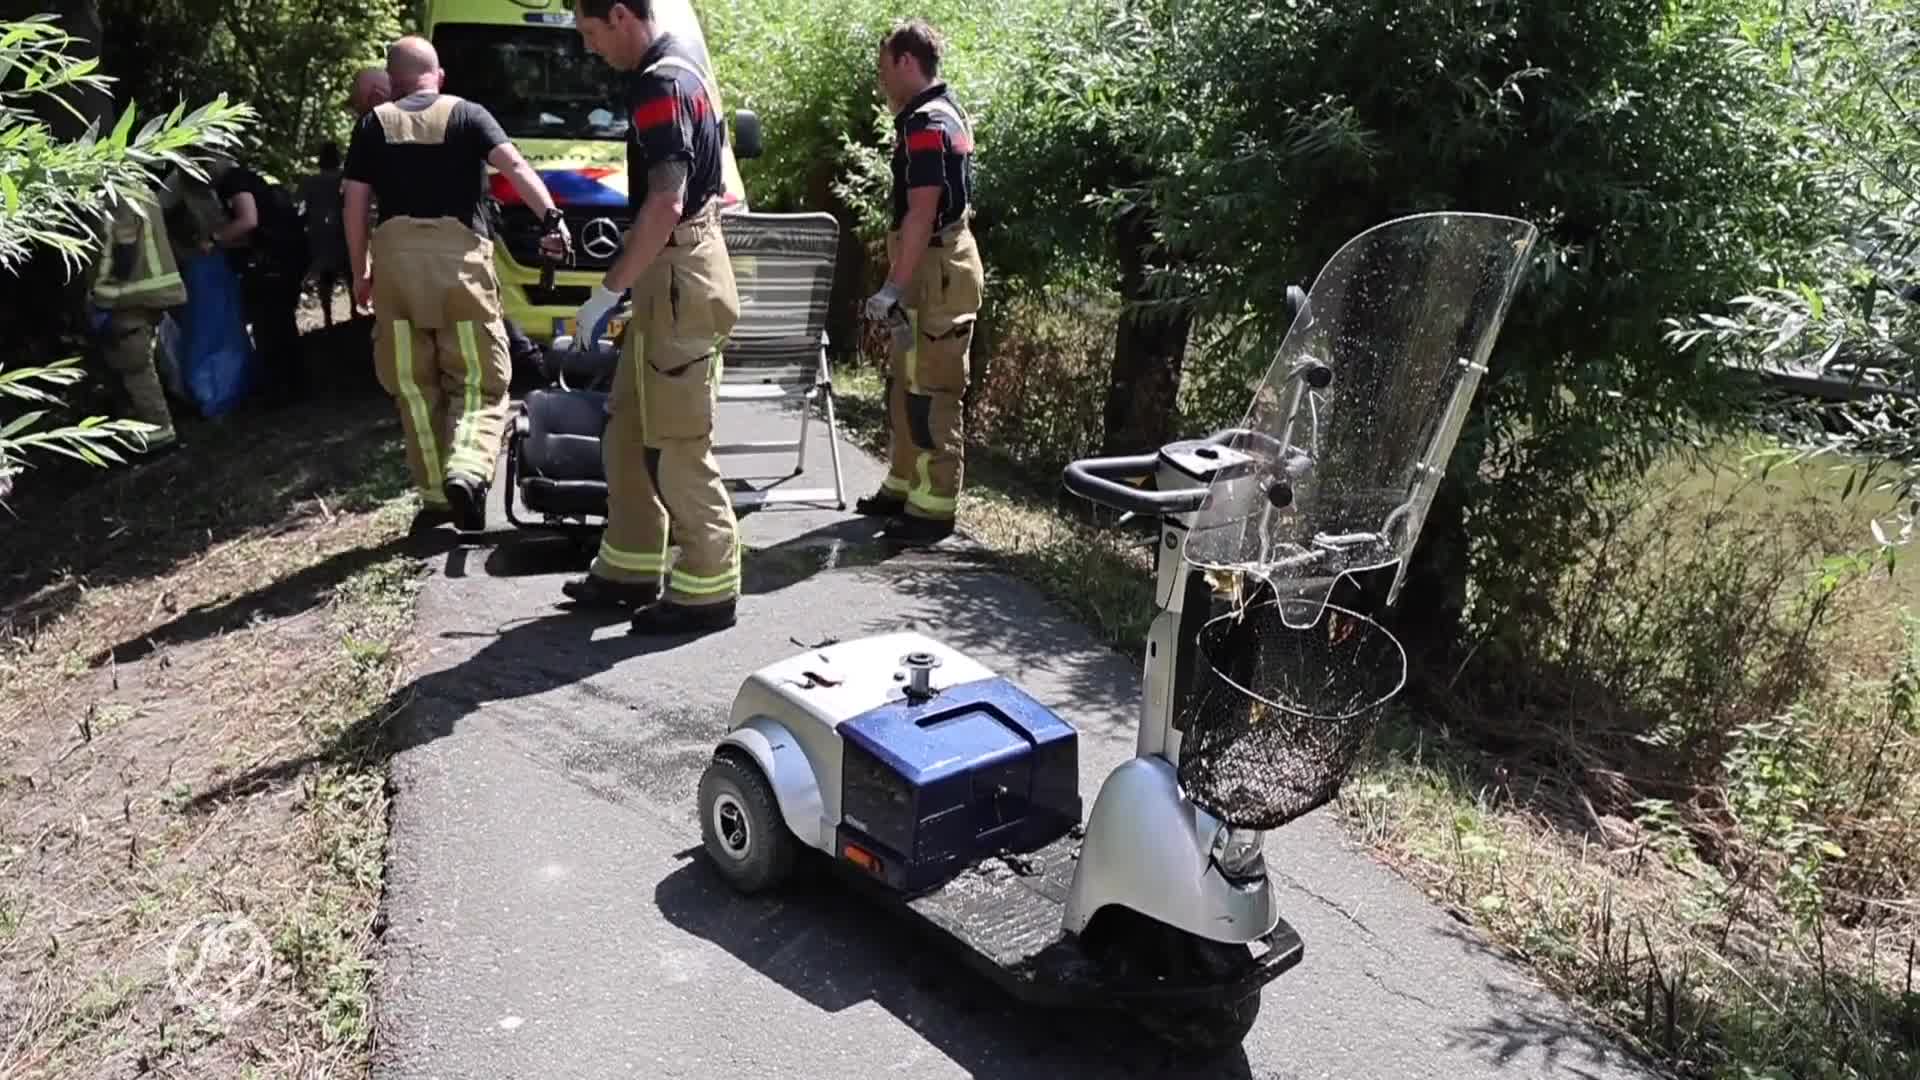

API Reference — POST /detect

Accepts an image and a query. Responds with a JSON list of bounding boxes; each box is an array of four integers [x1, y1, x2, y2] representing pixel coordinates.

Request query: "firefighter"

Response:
[[854, 18, 984, 546], [89, 178, 187, 455], [349, 63, 540, 384], [341, 36, 570, 532], [566, 0, 743, 636], [349, 68, 391, 118], [205, 153, 310, 406]]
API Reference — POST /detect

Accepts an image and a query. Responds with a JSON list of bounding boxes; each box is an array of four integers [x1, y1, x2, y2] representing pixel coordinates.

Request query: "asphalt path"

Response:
[[369, 399, 1657, 1080]]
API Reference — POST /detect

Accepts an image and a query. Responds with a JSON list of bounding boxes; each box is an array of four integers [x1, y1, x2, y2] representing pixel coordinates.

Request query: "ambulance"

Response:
[[415, 0, 760, 344]]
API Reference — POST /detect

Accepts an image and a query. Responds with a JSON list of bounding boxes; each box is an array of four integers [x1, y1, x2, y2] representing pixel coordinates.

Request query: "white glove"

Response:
[[864, 282, 904, 323], [572, 284, 623, 350]]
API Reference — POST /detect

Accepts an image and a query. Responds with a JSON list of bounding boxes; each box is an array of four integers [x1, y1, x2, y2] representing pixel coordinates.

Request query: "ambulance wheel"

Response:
[[698, 750, 797, 895]]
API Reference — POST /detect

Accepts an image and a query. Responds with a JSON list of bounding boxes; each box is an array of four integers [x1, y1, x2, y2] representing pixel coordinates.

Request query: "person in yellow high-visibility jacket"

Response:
[[90, 183, 188, 454]]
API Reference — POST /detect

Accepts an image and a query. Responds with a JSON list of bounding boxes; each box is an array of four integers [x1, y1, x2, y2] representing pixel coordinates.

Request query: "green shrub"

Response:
[[99, 1, 405, 181], [0, 14, 251, 491]]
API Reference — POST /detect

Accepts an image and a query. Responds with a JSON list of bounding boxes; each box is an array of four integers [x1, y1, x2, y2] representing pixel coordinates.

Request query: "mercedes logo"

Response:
[[579, 217, 622, 260]]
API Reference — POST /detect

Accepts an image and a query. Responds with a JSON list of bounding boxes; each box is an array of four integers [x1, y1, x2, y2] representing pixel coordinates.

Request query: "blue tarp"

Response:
[[177, 253, 256, 418]]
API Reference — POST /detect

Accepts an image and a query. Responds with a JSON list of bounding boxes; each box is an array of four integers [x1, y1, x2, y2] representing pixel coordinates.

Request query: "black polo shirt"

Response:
[[624, 33, 726, 223], [342, 91, 511, 238], [213, 163, 305, 266], [890, 82, 973, 232]]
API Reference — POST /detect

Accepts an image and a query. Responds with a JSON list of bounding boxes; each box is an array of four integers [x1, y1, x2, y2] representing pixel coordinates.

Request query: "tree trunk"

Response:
[[1101, 202, 1192, 455]]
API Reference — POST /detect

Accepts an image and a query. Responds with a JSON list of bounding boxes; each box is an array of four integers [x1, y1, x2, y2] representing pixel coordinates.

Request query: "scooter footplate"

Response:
[[902, 832, 1084, 982], [835, 828, 1306, 1010]]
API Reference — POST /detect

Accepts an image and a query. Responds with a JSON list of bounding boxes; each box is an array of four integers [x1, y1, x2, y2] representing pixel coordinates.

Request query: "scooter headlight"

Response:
[[1209, 824, 1267, 884]]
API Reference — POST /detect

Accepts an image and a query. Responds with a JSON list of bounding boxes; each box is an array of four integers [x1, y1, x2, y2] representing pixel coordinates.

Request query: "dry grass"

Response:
[[834, 361, 1157, 653], [0, 394, 423, 1080], [1341, 700, 1920, 1078], [1342, 440, 1920, 1079]]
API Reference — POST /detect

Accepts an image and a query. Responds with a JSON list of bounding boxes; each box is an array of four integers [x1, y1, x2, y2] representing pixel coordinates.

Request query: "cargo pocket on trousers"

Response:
[[913, 318, 974, 396], [643, 338, 716, 442], [668, 261, 738, 342]]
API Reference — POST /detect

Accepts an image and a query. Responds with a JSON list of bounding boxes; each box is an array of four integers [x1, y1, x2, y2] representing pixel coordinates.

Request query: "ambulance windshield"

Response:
[[433, 24, 625, 141]]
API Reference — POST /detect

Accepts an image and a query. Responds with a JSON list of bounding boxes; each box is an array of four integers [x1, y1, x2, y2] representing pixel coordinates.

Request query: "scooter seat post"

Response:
[[901, 651, 941, 701]]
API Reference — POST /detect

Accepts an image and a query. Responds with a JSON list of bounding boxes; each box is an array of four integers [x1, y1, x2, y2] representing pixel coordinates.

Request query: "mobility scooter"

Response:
[[691, 212, 1539, 1051]]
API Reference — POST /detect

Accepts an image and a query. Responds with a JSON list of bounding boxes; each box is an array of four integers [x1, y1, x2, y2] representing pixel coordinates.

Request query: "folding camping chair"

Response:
[[714, 210, 847, 510]]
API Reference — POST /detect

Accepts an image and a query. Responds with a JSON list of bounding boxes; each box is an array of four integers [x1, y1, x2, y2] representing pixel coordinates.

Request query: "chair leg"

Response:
[[822, 383, 847, 510], [795, 385, 813, 476]]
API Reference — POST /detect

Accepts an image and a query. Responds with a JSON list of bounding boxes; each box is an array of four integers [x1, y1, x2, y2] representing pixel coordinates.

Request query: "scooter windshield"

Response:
[[1184, 213, 1539, 627]]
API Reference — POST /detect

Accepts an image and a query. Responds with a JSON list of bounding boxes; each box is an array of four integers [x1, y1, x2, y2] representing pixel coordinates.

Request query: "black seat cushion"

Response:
[[521, 389, 609, 480], [518, 389, 610, 517], [520, 477, 610, 517]]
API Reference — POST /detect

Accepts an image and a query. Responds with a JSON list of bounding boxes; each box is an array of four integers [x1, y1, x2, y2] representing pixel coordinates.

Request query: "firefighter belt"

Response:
[[881, 222, 984, 520], [588, 207, 744, 607]]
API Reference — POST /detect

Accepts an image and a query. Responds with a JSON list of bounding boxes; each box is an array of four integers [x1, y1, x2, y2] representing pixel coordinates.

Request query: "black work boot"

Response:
[[854, 491, 906, 517], [444, 476, 488, 532], [882, 514, 954, 547], [409, 505, 456, 536], [562, 575, 661, 609], [629, 599, 737, 636]]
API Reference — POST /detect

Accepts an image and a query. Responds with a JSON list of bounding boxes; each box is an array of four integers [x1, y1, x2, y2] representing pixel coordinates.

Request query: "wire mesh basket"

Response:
[[1176, 595, 1408, 830]]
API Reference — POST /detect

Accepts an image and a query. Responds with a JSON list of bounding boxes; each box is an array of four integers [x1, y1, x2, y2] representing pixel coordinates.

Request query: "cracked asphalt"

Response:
[[369, 403, 1659, 1080]]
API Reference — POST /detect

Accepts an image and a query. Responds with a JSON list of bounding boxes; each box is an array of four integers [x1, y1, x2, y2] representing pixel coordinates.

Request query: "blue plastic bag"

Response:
[[178, 253, 257, 418]]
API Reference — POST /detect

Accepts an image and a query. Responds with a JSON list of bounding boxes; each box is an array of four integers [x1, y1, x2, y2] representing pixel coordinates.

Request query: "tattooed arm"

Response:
[[602, 159, 689, 295]]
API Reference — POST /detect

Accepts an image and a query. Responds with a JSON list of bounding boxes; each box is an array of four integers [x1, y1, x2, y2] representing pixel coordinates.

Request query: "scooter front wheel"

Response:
[[698, 749, 798, 895], [1086, 906, 1264, 1055], [1135, 989, 1261, 1056]]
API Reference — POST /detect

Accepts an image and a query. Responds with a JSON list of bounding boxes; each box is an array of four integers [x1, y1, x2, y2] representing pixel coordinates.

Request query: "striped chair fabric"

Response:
[[714, 210, 847, 509]]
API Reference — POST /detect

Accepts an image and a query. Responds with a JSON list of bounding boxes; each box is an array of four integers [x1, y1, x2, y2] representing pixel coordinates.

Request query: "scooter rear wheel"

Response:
[[698, 750, 798, 895]]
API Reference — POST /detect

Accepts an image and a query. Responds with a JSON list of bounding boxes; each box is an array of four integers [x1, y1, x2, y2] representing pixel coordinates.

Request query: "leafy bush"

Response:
[[718, 0, 1811, 656], [1438, 445, 1873, 784], [1669, 0, 1920, 551], [1346, 445, 1920, 1079], [0, 14, 250, 492], [1127, 0, 1809, 656], [0, 14, 249, 271], [965, 286, 1114, 474], [98, 1, 404, 181]]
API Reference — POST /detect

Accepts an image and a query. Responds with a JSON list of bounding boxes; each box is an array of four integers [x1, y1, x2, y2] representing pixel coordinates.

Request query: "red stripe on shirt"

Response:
[[905, 129, 945, 153], [632, 96, 678, 130]]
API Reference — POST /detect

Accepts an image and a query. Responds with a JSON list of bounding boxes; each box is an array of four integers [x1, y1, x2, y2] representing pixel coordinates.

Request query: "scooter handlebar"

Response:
[[1062, 453, 1208, 516]]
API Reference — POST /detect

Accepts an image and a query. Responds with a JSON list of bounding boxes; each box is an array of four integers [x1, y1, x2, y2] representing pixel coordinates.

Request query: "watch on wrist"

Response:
[[540, 208, 565, 234]]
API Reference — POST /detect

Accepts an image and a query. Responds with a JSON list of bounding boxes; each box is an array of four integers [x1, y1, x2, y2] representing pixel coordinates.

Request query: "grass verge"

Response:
[[0, 398, 420, 1079], [834, 363, 1156, 652]]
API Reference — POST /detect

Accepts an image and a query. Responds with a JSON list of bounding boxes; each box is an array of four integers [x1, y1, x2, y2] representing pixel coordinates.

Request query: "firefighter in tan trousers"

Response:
[[341, 37, 569, 533], [855, 19, 985, 546], [90, 180, 186, 455], [567, 0, 743, 636]]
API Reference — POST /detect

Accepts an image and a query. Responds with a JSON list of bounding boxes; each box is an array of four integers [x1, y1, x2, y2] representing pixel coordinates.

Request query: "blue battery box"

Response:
[[837, 677, 1081, 894]]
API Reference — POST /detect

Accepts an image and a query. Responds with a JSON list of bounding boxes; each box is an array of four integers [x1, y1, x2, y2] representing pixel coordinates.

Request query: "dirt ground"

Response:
[[0, 301, 428, 1079]]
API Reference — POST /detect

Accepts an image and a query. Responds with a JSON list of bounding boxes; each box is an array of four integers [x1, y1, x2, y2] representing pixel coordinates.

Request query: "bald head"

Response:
[[387, 36, 442, 94], [348, 68, 389, 117]]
